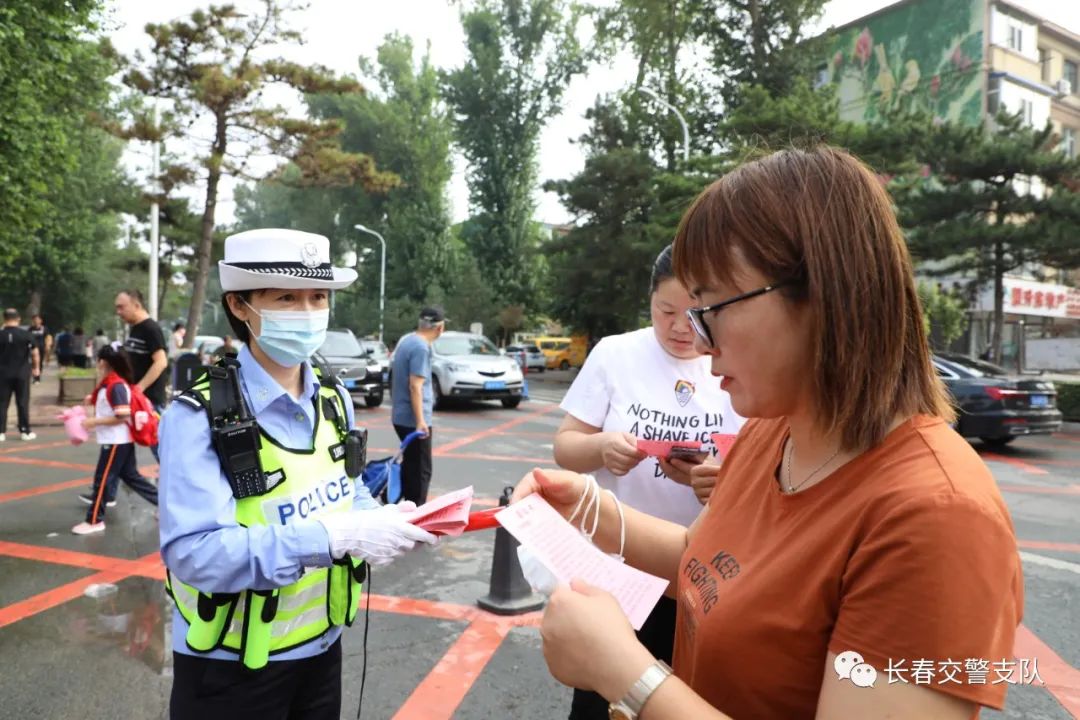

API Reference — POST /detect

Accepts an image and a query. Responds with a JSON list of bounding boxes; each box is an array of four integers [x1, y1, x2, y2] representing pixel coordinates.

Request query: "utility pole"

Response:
[[148, 103, 161, 320], [354, 224, 387, 343]]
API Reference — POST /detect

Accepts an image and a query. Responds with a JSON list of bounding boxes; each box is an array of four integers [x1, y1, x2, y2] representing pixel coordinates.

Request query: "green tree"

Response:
[[918, 282, 967, 351], [0, 0, 102, 259], [234, 34, 456, 335], [116, 0, 397, 345], [310, 34, 455, 305], [544, 102, 665, 338], [903, 113, 1080, 363], [443, 0, 586, 308], [699, 0, 828, 112], [593, 0, 712, 168]]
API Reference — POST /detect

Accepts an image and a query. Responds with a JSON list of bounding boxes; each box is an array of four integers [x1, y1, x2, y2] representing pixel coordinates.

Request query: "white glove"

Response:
[[318, 506, 436, 566]]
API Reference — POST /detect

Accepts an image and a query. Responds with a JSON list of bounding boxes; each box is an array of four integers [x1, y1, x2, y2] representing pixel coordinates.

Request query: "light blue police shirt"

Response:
[[159, 345, 379, 660]]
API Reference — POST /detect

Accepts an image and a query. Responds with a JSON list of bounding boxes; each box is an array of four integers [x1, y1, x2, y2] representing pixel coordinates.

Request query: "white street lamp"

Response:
[[637, 86, 690, 163], [354, 223, 386, 343]]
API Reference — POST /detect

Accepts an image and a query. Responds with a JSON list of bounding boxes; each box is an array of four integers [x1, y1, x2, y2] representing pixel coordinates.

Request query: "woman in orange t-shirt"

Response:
[[512, 146, 1023, 720]]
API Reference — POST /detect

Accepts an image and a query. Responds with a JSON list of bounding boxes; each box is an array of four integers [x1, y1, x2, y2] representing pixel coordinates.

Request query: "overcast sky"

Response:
[[103, 0, 1080, 228]]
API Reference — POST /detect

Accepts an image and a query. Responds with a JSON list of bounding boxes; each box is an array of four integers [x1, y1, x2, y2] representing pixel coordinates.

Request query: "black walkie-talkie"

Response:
[[210, 362, 270, 499]]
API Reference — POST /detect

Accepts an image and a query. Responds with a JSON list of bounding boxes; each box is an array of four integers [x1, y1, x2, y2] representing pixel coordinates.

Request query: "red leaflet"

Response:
[[636, 439, 703, 458]]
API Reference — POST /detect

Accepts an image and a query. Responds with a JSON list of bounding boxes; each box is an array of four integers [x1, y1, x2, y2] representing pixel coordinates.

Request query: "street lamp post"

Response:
[[637, 86, 690, 163], [354, 223, 386, 343]]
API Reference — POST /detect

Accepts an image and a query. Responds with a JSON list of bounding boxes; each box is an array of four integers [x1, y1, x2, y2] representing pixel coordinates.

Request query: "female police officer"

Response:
[[159, 229, 436, 719]]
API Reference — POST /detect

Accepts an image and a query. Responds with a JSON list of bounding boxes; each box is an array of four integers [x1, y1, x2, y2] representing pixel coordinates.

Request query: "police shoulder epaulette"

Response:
[[175, 393, 204, 410]]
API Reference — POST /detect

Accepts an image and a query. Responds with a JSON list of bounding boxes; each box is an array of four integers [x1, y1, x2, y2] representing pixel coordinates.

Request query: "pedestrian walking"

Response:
[[28, 314, 51, 381], [92, 329, 109, 357], [71, 327, 87, 368], [0, 309, 40, 442], [390, 307, 445, 504], [73, 345, 159, 535], [55, 327, 73, 367], [116, 289, 168, 458], [168, 322, 186, 360]]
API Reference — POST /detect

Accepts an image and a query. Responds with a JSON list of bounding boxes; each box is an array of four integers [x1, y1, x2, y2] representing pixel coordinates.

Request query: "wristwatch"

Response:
[[608, 660, 673, 720]]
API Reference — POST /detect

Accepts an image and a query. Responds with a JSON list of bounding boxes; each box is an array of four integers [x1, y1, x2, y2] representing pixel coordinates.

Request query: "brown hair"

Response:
[[673, 146, 954, 451]]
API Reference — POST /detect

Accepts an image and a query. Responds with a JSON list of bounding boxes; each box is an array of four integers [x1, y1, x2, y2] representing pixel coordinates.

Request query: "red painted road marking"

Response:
[[392, 618, 513, 720], [0, 542, 164, 577], [1017, 539, 1080, 554], [0, 456, 95, 472], [982, 453, 1049, 475], [0, 440, 73, 455], [366, 593, 530, 625], [1014, 624, 1080, 717], [0, 477, 89, 504], [0, 568, 132, 629], [0, 551, 161, 629], [0, 541, 133, 572], [440, 451, 554, 465], [999, 484, 1080, 496], [434, 404, 559, 456]]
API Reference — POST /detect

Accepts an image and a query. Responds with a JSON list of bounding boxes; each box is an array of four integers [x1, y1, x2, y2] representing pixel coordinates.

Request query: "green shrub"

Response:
[[1057, 382, 1080, 421]]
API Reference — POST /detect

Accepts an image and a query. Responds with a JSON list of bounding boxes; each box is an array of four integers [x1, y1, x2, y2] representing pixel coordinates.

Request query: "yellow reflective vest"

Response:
[[165, 374, 364, 670]]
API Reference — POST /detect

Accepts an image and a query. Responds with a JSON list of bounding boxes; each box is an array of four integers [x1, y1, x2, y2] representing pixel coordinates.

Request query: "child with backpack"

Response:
[[73, 345, 159, 535]]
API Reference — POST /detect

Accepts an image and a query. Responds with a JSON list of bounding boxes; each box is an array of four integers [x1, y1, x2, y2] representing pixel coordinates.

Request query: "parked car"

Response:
[[360, 339, 391, 387], [505, 344, 546, 372], [431, 331, 525, 409], [315, 328, 384, 408], [934, 353, 1062, 447]]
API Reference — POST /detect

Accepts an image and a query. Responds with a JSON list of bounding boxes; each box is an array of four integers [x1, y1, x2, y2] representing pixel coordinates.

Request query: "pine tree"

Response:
[[903, 112, 1080, 363]]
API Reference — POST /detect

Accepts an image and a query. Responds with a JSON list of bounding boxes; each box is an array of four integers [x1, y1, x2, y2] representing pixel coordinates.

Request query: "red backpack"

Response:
[[93, 374, 159, 447], [127, 384, 160, 447]]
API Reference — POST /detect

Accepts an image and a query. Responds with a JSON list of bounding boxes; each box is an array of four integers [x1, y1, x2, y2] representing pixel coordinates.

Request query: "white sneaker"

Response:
[[20, 432, 36, 441], [71, 521, 106, 535], [0, 433, 5, 442]]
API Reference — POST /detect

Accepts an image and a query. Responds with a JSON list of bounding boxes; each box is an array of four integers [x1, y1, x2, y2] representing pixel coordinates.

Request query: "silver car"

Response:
[[432, 331, 525, 409], [505, 344, 546, 372]]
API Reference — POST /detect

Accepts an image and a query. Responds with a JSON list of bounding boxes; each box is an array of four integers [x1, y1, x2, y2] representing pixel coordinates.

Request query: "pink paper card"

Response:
[[401, 486, 474, 536], [496, 494, 669, 630], [709, 433, 738, 460], [636, 439, 703, 458]]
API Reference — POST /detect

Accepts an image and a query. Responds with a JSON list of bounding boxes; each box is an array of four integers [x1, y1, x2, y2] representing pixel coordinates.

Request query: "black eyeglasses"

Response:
[[686, 281, 794, 348]]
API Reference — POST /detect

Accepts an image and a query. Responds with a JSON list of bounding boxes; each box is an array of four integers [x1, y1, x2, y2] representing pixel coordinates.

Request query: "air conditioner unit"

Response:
[[1056, 78, 1073, 96]]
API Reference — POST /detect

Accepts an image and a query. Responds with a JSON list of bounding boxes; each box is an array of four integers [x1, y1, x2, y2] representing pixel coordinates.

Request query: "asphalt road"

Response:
[[0, 379, 1077, 719]]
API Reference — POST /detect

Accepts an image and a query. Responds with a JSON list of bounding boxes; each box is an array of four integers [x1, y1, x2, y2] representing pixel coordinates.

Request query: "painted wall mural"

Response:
[[823, 0, 985, 125]]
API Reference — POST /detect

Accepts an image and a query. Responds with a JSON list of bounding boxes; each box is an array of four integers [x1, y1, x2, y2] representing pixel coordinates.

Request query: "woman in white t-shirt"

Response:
[[554, 244, 744, 720], [72, 345, 159, 535]]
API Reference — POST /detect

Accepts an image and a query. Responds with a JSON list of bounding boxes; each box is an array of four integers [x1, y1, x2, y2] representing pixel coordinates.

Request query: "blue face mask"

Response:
[[245, 303, 329, 368]]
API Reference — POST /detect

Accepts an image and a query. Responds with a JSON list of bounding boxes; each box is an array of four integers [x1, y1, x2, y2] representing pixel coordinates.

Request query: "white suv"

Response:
[[432, 332, 525, 409]]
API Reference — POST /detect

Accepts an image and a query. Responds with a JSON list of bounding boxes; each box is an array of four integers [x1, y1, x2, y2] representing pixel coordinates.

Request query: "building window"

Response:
[[1008, 24, 1023, 53], [1019, 98, 1033, 125], [814, 64, 829, 90], [1063, 128, 1077, 159], [1065, 60, 1078, 95]]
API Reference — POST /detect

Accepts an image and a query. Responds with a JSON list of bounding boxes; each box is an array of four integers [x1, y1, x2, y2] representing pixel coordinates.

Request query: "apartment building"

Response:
[[820, 0, 1080, 369]]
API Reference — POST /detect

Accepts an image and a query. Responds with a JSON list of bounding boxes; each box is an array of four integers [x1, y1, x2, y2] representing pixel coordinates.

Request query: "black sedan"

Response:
[[934, 353, 1063, 448], [315, 329, 385, 408]]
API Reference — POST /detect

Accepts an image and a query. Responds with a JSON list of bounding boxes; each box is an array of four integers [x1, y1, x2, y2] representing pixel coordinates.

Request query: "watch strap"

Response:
[[610, 660, 673, 718]]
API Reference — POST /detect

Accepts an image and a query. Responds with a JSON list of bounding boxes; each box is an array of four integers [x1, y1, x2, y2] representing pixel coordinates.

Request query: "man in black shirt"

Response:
[[116, 289, 168, 407], [0, 309, 40, 441], [116, 289, 167, 459], [28, 315, 50, 381]]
